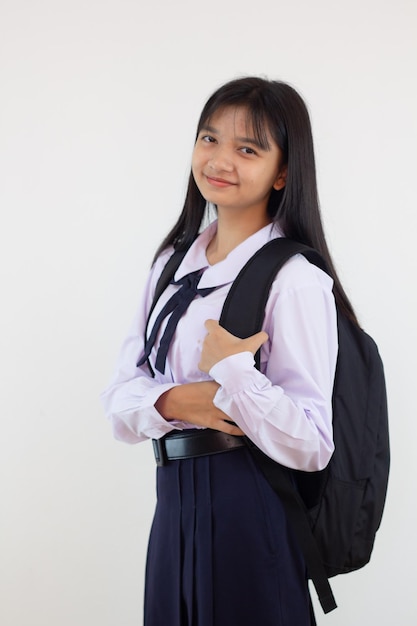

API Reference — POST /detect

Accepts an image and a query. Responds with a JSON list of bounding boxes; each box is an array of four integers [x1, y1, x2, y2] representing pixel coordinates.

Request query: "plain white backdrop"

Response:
[[1, 0, 416, 624]]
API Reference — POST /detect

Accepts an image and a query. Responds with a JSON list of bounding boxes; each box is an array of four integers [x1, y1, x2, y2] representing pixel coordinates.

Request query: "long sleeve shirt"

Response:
[[101, 221, 338, 471]]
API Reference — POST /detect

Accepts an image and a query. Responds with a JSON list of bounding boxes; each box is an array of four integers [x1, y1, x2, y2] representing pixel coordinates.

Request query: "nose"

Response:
[[208, 145, 234, 172]]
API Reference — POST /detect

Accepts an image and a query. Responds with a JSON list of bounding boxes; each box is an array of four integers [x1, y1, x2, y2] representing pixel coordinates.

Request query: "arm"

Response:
[[100, 250, 184, 443], [101, 250, 244, 443], [155, 381, 244, 436], [200, 257, 338, 471]]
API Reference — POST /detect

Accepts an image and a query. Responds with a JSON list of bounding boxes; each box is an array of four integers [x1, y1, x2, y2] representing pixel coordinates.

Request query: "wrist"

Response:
[[155, 386, 180, 421]]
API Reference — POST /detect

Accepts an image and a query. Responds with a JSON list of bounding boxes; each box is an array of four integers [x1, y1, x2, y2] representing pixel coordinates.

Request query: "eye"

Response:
[[201, 134, 216, 143], [240, 146, 257, 155]]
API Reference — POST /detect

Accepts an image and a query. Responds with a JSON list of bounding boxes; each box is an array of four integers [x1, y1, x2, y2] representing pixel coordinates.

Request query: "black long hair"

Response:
[[154, 77, 357, 324]]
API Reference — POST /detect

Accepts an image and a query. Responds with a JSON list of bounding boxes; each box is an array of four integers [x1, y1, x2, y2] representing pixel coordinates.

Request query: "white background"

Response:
[[1, 0, 416, 624]]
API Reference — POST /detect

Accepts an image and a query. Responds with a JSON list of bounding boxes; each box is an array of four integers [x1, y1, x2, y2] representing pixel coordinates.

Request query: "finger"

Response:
[[204, 319, 220, 333], [219, 422, 245, 436], [241, 330, 269, 355]]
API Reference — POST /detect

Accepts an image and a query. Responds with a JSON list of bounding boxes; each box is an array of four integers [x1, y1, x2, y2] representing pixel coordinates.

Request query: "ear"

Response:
[[273, 165, 287, 191]]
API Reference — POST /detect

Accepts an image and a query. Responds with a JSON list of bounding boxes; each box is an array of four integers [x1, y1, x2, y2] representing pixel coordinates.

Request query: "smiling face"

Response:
[[191, 106, 286, 221]]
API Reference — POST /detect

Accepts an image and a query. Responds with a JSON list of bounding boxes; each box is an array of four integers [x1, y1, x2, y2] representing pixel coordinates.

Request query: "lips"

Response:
[[205, 175, 237, 188]]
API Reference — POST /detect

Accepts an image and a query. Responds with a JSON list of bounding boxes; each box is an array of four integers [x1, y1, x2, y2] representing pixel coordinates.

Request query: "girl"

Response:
[[101, 77, 357, 626]]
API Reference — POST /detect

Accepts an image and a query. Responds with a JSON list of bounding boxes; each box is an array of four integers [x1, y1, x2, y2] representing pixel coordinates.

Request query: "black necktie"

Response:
[[137, 270, 215, 374]]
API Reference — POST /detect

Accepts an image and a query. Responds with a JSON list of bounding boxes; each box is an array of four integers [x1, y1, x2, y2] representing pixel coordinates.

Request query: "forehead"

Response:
[[204, 106, 256, 133], [201, 105, 273, 150]]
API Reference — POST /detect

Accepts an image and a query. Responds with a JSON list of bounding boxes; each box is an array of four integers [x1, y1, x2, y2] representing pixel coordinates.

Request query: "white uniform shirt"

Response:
[[101, 221, 338, 471]]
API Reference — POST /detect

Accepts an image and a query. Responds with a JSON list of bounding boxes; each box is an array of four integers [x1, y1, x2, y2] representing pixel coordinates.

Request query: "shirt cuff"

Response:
[[209, 351, 261, 395]]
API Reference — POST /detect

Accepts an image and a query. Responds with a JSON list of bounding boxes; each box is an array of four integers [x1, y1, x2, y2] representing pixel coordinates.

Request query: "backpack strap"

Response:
[[249, 446, 337, 613], [152, 249, 188, 316], [219, 238, 328, 366], [219, 237, 337, 614], [142, 249, 187, 377]]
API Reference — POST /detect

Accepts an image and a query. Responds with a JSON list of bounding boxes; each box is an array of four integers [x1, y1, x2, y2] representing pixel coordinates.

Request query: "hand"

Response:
[[155, 381, 244, 436], [199, 319, 269, 373]]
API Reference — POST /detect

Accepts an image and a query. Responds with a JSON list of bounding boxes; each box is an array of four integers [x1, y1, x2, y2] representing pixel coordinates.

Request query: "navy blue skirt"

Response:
[[144, 446, 313, 626]]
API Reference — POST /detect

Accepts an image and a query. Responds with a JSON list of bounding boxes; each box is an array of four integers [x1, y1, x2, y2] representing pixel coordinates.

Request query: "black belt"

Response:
[[152, 429, 246, 467]]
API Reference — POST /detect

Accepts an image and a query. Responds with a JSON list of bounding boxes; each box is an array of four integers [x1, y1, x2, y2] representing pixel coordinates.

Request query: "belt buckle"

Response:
[[152, 437, 167, 467]]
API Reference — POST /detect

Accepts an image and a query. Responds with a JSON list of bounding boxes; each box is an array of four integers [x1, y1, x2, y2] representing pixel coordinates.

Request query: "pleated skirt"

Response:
[[144, 446, 313, 626]]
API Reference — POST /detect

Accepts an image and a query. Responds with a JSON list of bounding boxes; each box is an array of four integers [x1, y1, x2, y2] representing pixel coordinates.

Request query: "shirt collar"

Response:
[[174, 220, 284, 288]]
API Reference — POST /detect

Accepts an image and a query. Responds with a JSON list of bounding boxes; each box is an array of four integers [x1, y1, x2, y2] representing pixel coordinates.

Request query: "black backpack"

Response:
[[150, 238, 390, 615]]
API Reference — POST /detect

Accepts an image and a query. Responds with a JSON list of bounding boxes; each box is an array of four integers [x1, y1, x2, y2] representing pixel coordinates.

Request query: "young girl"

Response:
[[101, 77, 357, 626]]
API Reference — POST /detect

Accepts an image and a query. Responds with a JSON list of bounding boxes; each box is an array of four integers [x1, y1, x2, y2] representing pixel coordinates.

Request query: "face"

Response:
[[191, 106, 286, 219]]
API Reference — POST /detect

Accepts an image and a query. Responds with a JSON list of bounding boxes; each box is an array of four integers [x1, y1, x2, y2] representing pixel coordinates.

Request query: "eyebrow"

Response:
[[199, 125, 268, 150]]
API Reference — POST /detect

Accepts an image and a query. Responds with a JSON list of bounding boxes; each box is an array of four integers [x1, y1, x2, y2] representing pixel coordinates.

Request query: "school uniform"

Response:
[[101, 220, 338, 625]]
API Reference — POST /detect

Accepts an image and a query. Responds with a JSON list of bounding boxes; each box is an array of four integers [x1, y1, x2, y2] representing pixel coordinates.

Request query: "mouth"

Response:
[[205, 175, 236, 188]]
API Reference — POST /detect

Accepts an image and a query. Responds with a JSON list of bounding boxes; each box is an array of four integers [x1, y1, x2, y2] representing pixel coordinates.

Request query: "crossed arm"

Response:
[[155, 320, 268, 436]]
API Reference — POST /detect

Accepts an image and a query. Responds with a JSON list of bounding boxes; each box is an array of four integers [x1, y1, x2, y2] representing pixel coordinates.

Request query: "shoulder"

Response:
[[263, 252, 336, 323], [151, 246, 176, 275], [264, 226, 334, 296], [263, 252, 337, 344], [273, 252, 334, 295]]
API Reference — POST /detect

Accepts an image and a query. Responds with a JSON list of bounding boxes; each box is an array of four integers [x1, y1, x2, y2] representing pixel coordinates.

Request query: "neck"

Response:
[[206, 208, 271, 265]]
